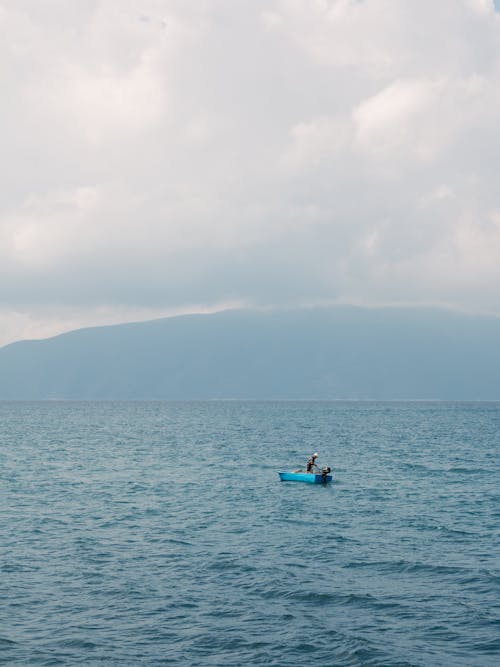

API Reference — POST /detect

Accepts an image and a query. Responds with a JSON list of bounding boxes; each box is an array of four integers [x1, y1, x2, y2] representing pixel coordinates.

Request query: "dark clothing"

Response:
[[306, 456, 318, 473]]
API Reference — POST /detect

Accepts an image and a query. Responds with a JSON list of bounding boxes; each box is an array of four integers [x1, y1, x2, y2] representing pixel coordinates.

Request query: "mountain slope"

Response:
[[0, 306, 499, 399]]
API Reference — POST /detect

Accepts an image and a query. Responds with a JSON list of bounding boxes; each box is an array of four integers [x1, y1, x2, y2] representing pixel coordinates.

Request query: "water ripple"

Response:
[[1, 400, 499, 666]]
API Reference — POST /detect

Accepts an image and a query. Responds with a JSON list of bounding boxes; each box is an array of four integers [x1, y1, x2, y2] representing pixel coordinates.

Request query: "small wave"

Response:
[[1, 562, 39, 573], [284, 589, 339, 604], [207, 557, 257, 574], [0, 637, 18, 650], [57, 638, 100, 651], [346, 559, 470, 578], [446, 466, 491, 474], [474, 637, 500, 655]]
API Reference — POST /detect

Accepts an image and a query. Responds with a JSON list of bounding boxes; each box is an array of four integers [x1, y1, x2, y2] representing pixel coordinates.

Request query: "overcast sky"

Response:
[[2, 0, 500, 346]]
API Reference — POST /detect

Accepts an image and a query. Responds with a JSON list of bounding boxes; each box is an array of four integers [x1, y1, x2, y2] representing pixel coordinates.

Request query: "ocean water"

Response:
[[1, 401, 499, 666]]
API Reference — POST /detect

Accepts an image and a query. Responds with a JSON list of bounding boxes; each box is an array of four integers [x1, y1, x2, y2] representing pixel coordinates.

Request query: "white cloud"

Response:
[[260, 10, 284, 31], [285, 116, 352, 167], [353, 78, 441, 156], [464, 0, 495, 14], [1, 0, 500, 345]]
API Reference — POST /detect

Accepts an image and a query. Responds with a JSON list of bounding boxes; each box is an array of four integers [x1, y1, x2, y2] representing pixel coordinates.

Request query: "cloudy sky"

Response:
[[2, 0, 500, 346]]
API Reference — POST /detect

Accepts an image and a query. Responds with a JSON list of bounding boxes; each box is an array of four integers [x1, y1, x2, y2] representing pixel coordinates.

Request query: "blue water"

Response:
[[1, 401, 499, 666]]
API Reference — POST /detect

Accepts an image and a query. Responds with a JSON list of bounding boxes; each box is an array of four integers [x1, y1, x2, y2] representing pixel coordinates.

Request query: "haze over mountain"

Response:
[[1, 306, 499, 400]]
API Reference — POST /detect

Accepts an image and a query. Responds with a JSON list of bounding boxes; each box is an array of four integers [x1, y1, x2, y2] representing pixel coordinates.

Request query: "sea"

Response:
[[1, 400, 499, 666]]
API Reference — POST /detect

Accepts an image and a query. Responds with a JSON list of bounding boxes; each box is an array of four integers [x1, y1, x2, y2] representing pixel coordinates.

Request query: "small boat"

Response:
[[279, 469, 332, 484]]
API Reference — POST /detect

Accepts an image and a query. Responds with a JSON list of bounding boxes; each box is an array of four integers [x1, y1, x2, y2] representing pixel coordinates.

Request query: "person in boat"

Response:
[[306, 452, 319, 473]]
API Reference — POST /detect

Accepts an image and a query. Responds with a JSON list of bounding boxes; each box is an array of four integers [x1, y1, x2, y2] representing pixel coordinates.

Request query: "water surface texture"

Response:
[[1, 401, 499, 665]]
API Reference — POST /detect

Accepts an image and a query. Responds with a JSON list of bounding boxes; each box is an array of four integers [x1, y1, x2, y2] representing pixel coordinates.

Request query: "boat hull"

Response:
[[279, 471, 332, 484]]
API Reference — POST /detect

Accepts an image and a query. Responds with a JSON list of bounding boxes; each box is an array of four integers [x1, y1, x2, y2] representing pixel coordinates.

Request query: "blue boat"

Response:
[[279, 471, 332, 484]]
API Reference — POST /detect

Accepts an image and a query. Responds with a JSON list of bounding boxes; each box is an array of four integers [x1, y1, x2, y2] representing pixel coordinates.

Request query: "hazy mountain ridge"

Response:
[[1, 306, 499, 399]]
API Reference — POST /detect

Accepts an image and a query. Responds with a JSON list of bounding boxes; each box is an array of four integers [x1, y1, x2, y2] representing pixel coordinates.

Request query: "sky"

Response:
[[2, 0, 500, 347]]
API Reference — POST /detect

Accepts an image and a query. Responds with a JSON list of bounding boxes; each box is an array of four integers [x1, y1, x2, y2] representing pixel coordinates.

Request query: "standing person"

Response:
[[306, 452, 319, 473]]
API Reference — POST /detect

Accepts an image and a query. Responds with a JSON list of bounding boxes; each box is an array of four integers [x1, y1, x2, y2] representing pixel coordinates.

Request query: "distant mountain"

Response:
[[1, 306, 500, 399]]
